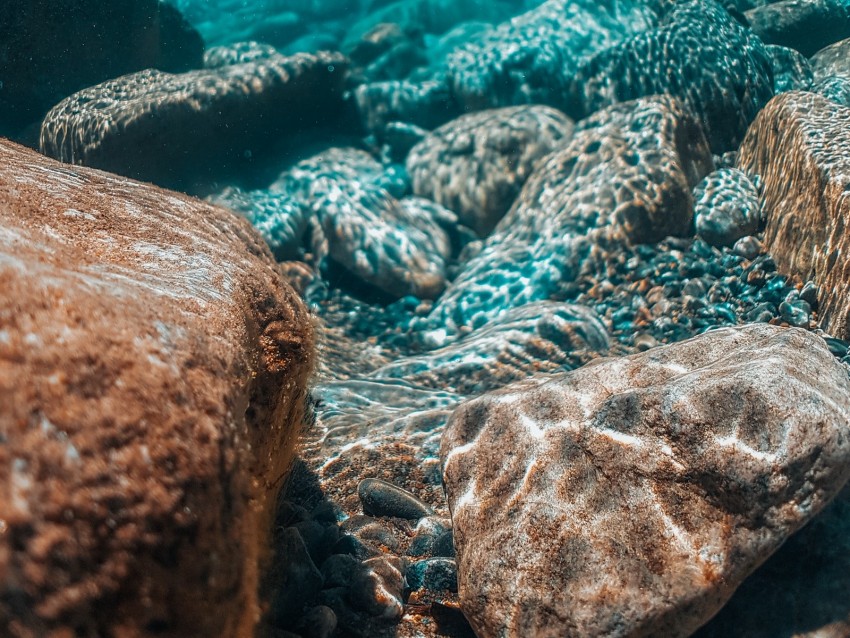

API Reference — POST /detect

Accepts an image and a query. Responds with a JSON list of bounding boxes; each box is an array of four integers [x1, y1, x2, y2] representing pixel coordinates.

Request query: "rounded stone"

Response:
[[358, 478, 434, 520]]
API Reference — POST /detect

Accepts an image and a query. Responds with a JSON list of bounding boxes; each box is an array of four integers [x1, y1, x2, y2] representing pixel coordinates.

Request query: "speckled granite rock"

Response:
[[39, 51, 348, 187], [694, 168, 761, 247], [745, 0, 850, 57], [738, 91, 850, 339], [419, 96, 713, 344], [0, 140, 314, 637], [568, 0, 774, 152], [766, 44, 814, 93], [354, 79, 460, 137], [276, 148, 453, 299], [810, 37, 850, 82], [0, 0, 203, 135], [446, 0, 656, 111], [442, 324, 850, 638], [370, 302, 609, 395], [407, 106, 575, 237]]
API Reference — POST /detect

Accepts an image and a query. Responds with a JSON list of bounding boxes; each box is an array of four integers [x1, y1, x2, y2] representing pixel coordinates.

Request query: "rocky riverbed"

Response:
[[3, 1, 850, 637]]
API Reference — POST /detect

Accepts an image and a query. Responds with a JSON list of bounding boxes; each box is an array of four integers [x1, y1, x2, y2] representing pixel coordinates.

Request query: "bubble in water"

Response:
[[328, 65, 335, 72]]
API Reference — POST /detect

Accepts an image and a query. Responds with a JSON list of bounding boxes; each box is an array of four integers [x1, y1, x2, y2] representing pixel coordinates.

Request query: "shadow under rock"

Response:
[[695, 483, 850, 637]]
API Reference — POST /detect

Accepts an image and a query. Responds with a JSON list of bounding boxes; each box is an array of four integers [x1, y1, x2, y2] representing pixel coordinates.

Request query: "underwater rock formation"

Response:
[[39, 50, 348, 187], [0, 140, 314, 637], [810, 37, 850, 82], [354, 79, 461, 138], [0, 0, 203, 136], [407, 105, 575, 237], [442, 324, 850, 638], [738, 90, 850, 340], [418, 95, 713, 345], [766, 44, 813, 93], [446, 0, 656, 111], [567, 0, 774, 153], [745, 0, 850, 57]]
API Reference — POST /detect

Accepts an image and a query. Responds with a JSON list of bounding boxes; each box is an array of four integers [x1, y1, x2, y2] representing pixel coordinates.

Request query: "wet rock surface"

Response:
[[693, 168, 761, 248], [738, 91, 850, 340], [745, 0, 850, 57], [442, 324, 850, 638], [0, 141, 314, 636]]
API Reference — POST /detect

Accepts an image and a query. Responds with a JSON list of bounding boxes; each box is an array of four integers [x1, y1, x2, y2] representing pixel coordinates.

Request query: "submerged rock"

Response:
[[0, 0, 203, 135], [0, 140, 314, 636], [354, 79, 460, 137], [738, 91, 850, 339], [810, 37, 850, 83], [694, 168, 761, 247], [446, 0, 656, 111], [568, 0, 774, 152], [442, 324, 850, 638], [407, 105, 575, 237], [745, 0, 850, 57], [766, 44, 814, 93], [39, 51, 349, 187], [420, 95, 713, 342]]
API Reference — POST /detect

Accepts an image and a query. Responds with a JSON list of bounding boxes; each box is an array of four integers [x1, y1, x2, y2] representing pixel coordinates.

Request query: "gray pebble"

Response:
[[358, 478, 434, 520], [406, 557, 458, 592], [347, 556, 406, 619]]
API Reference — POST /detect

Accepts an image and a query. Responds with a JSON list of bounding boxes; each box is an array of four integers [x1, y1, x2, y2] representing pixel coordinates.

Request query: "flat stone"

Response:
[[0, 140, 314, 636], [746, 0, 850, 58], [407, 105, 574, 237], [567, 0, 774, 153], [738, 91, 850, 339], [39, 51, 349, 188], [441, 324, 850, 638], [420, 95, 713, 341], [358, 478, 435, 521]]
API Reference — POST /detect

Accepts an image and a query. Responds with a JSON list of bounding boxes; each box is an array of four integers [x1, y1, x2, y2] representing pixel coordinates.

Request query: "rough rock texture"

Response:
[[814, 75, 850, 106], [39, 51, 349, 187], [567, 0, 775, 153], [0, 0, 204, 135], [442, 324, 850, 638], [274, 147, 453, 299], [810, 37, 850, 83], [446, 0, 656, 111], [354, 79, 460, 137], [738, 91, 850, 339], [203, 40, 279, 68], [694, 168, 761, 248], [745, 0, 850, 57], [419, 96, 713, 344], [766, 44, 813, 93], [0, 141, 314, 636], [407, 106, 575, 237]]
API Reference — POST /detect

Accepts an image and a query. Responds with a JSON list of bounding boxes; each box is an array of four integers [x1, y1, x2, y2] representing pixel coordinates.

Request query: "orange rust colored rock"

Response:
[[738, 90, 850, 339], [0, 140, 314, 637]]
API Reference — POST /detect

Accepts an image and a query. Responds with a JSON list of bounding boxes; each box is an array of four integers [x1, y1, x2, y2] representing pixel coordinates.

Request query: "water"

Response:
[[3, 1, 850, 637]]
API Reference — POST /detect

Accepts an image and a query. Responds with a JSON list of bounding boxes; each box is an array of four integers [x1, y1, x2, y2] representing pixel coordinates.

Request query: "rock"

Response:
[[358, 478, 435, 520], [298, 605, 338, 638], [441, 324, 850, 638], [277, 147, 453, 299], [347, 556, 406, 619], [694, 168, 761, 248], [208, 187, 311, 261], [407, 105, 574, 237], [354, 79, 460, 137], [745, 0, 850, 57], [0, 141, 314, 636], [446, 0, 656, 111], [0, 0, 203, 135], [732, 235, 763, 259], [420, 96, 713, 341], [204, 40, 279, 67], [738, 91, 850, 339], [270, 528, 325, 622], [766, 44, 814, 93], [380, 302, 610, 389], [406, 558, 458, 592], [568, 0, 774, 153], [810, 37, 850, 83], [39, 51, 349, 188], [407, 517, 453, 557], [813, 75, 850, 106]]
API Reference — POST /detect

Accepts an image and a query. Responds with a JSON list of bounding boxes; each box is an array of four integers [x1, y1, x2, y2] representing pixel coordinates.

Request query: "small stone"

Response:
[[733, 235, 763, 260], [347, 556, 406, 620], [633, 333, 659, 351], [407, 516, 452, 557], [322, 554, 360, 589], [298, 605, 338, 638], [694, 168, 761, 248], [358, 478, 434, 520], [800, 281, 819, 307], [779, 299, 811, 327], [272, 528, 324, 623], [406, 557, 458, 592]]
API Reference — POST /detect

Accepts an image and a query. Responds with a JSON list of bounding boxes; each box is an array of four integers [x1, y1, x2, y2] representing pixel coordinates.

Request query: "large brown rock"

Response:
[[738, 91, 850, 339], [441, 324, 850, 638], [39, 51, 348, 188], [0, 141, 314, 636], [0, 0, 203, 136]]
